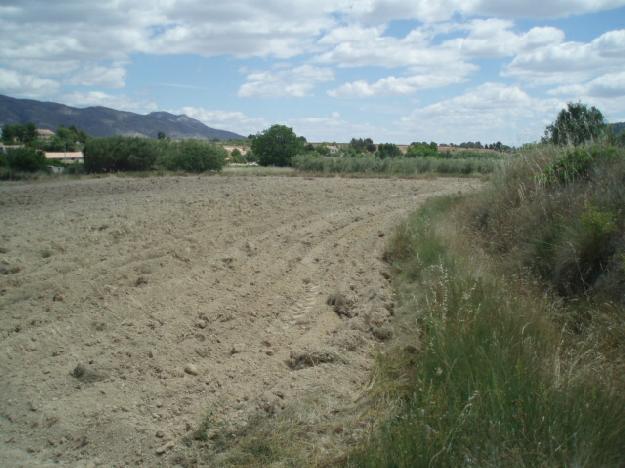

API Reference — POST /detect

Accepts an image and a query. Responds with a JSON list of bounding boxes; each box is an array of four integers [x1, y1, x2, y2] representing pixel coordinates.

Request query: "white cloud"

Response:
[[69, 65, 127, 88], [504, 29, 625, 84], [176, 106, 267, 135], [328, 66, 475, 97], [0, 68, 59, 97], [334, 0, 625, 23], [467, 0, 625, 19], [400, 82, 564, 145], [440, 19, 565, 58], [316, 25, 450, 68], [62, 91, 158, 114], [238, 65, 334, 98], [285, 111, 395, 142], [549, 71, 625, 98]]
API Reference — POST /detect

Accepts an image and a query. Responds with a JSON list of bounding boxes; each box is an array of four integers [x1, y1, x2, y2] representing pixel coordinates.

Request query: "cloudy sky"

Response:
[[1, 1, 624, 144]]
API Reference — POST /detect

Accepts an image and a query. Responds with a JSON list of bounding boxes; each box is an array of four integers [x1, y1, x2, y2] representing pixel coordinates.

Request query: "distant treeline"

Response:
[[2, 122, 87, 151], [84, 137, 226, 173]]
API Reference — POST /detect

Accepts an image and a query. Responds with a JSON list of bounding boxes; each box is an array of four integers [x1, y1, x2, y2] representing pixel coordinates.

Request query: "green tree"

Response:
[[2, 122, 37, 144], [84, 137, 158, 172], [376, 143, 401, 159], [350, 137, 376, 153], [5, 147, 46, 172], [251, 124, 304, 166], [543, 102, 606, 146]]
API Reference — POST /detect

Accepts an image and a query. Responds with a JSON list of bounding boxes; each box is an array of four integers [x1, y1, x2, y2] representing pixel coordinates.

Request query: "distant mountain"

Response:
[[0, 94, 244, 140], [609, 122, 625, 135]]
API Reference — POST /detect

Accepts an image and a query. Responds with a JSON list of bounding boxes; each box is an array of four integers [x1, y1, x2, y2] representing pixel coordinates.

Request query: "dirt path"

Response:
[[0, 175, 479, 466]]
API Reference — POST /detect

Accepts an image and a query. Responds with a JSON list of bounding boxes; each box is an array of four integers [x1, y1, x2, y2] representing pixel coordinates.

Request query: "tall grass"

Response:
[[471, 144, 625, 302], [347, 193, 625, 467], [292, 155, 499, 176]]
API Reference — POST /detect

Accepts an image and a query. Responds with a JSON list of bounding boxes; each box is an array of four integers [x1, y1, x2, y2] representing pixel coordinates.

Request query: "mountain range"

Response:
[[0, 94, 244, 140]]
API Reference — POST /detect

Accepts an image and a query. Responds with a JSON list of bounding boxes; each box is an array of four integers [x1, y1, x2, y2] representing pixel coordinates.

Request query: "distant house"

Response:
[[223, 145, 249, 155], [44, 151, 84, 164], [36, 128, 55, 140]]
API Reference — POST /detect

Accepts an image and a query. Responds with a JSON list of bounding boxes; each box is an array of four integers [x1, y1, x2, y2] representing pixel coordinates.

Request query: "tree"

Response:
[[251, 124, 304, 166], [157, 131, 167, 140], [5, 147, 46, 172], [543, 102, 606, 146], [376, 143, 401, 159], [349, 137, 376, 153], [2, 122, 36, 144]]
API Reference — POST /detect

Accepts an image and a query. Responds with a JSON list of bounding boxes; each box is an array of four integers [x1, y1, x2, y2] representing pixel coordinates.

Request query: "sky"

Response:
[[0, 1, 624, 145]]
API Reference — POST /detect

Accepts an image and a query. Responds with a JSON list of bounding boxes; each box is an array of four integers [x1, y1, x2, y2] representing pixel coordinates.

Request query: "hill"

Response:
[[609, 121, 625, 135], [0, 94, 244, 140]]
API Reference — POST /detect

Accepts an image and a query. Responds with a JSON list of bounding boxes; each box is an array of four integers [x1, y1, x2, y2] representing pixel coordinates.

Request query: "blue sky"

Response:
[[1, 1, 624, 145]]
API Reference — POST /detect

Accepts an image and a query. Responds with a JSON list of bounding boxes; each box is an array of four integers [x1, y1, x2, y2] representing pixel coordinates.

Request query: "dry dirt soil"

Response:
[[0, 174, 479, 467]]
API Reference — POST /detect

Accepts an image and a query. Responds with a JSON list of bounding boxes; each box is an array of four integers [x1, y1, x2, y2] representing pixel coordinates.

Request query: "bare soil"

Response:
[[0, 174, 479, 466]]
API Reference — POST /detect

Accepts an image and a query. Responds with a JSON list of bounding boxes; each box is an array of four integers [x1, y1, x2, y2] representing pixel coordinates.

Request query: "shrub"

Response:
[[229, 148, 245, 163], [84, 137, 157, 172], [405, 142, 438, 157], [5, 147, 47, 172], [157, 140, 226, 172], [471, 144, 625, 300], [540, 146, 618, 186]]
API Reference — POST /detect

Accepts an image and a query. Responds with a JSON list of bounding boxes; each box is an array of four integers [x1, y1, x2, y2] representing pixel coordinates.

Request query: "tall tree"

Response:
[[543, 102, 606, 146], [252, 124, 305, 166]]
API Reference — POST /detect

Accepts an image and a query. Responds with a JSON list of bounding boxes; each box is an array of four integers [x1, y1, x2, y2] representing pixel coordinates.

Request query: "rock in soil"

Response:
[[327, 293, 355, 318], [372, 325, 393, 341], [288, 350, 346, 370], [70, 364, 105, 383]]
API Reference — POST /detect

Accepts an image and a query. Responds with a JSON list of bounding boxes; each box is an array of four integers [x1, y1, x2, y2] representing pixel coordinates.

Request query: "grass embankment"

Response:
[[347, 144, 625, 467], [292, 154, 499, 176]]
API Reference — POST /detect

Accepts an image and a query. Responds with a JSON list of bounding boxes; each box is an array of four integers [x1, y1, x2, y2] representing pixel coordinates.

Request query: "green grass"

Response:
[[346, 194, 625, 467], [292, 155, 499, 176]]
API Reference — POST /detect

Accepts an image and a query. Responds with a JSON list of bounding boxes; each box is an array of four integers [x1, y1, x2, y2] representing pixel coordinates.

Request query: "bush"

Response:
[[471, 144, 625, 300], [229, 148, 245, 163], [5, 147, 47, 172], [84, 137, 157, 172], [540, 146, 618, 186], [84, 137, 225, 173], [405, 142, 438, 157], [157, 140, 226, 172]]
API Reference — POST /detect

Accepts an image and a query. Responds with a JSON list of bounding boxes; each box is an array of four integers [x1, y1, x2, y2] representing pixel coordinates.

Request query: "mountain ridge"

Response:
[[0, 94, 244, 140]]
